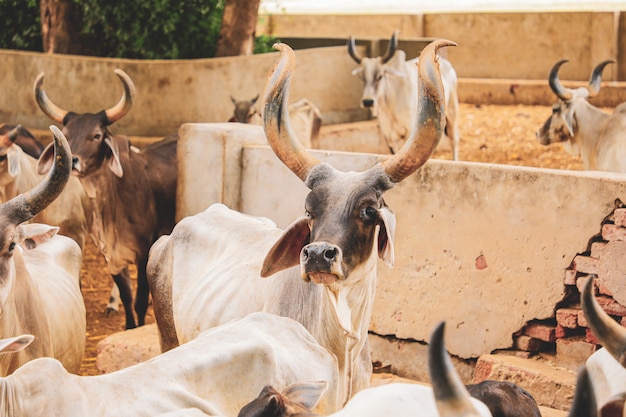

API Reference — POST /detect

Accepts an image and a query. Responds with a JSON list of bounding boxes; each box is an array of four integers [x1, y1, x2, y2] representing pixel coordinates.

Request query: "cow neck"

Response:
[[0, 377, 17, 416], [571, 100, 610, 170]]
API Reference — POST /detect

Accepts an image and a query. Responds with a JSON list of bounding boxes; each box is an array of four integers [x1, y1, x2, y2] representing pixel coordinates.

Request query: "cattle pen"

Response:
[[3, 3, 626, 416]]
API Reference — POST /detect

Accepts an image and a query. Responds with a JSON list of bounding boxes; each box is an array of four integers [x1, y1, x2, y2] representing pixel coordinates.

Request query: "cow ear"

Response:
[[0, 334, 34, 353], [281, 380, 328, 410], [261, 216, 310, 277], [7, 146, 22, 177], [37, 142, 55, 175], [562, 107, 575, 137], [104, 137, 124, 178], [17, 223, 59, 250], [377, 206, 396, 268]]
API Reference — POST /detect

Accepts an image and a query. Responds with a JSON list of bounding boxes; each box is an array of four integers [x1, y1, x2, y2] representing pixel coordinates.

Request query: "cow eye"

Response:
[[305, 210, 315, 220], [94, 133, 102, 141], [360, 206, 377, 221], [8, 242, 15, 252]]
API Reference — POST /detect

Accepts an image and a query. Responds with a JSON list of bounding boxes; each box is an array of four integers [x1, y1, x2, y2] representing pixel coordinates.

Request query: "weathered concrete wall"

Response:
[[177, 123, 626, 360], [258, 11, 624, 81], [0, 46, 366, 136]]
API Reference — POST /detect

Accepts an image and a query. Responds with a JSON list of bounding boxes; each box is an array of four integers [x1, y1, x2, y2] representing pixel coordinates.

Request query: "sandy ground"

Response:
[[78, 102, 588, 376]]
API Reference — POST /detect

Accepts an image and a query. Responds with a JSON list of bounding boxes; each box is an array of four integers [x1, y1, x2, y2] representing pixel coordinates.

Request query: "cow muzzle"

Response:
[[300, 242, 344, 284], [71, 156, 83, 174]]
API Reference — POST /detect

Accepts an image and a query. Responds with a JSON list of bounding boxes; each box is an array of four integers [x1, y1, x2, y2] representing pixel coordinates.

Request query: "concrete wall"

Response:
[[177, 123, 626, 361], [257, 11, 623, 81]]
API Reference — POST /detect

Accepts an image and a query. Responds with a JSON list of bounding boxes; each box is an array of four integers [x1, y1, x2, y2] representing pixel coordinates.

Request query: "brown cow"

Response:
[[34, 69, 177, 329], [0, 124, 45, 159]]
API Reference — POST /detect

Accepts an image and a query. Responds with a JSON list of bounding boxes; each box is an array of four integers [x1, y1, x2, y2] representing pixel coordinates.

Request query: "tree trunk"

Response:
[[214, 0, 261, 57], [40, 0, 89, 54]]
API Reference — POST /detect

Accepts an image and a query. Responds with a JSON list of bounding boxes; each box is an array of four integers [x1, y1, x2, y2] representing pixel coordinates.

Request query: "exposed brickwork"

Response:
[[510, 200, 626, 371]]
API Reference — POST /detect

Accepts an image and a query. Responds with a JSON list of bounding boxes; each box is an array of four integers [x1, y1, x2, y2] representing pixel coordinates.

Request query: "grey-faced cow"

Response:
[[0, 125, 85, 376], [0, 312, 339, 417], [536, 59, 626, 172], [0, 125, 89, 250], [237, 321, 493, 417], [348, 31, 460, 159], [581, 276, 626, 417], [34, 69, 177, 329], [0, 124, 45, 159], [229, 94, 322, 148], [147, 38, 452, 407]]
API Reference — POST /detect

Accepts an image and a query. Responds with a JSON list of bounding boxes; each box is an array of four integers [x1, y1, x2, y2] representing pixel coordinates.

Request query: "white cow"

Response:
[[580, 276, 626, 416], [0, 125, 85, 376], [229, 94, 322, 148], [348, 31, 460, 159], [536, 59, 626, 173], [148, 39, 452, 406], [0, 312, 339, 417], [238, 321, 492, 417], [0, 125, 89, 249]]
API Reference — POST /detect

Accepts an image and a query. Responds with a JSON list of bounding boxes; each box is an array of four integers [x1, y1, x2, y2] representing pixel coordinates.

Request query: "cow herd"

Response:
[[0, 31, 624, 417]]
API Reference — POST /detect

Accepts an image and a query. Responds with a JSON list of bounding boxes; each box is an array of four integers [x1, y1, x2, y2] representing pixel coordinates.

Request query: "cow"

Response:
[[0, 125, 85, 376], [0, 312, 339, 417], [580, 276, 626, 417], [229, 94, 322, 148], [0, 124, 89, 250], [348, 31, 460, 160], [536, 59, 626, 173], [147, 38, 453, 407], [0, 123, 45, 159], [33, 68, 178, 330], [237, 321, 492, 417]]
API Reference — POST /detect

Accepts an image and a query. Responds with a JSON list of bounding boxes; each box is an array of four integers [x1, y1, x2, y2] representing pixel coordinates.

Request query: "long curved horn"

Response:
[[580, 276, 626, 366], [0, 125, 20, 147], [587, 59, 615, 98], [381, 30, 398, 64], [0, 125, 71, 224], [33, 73, 69, 123], [263, 43, 320, 182], [548, 60, 574, 101], [347, 36, 363, 64], [567, 367, 597, 417], [104, 69, 135, 124], [380, 39, 455, 184], [429, 322, 479, 417]]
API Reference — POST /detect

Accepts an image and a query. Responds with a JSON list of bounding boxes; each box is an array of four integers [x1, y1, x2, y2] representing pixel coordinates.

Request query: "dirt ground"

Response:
[[77, 102, 589, 376]]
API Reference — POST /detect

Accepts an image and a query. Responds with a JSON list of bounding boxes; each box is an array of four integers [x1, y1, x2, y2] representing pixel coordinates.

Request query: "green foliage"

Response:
[[0, 0, 42, 51], [77, 0, 225, 59], [254, 34, 279, 54]]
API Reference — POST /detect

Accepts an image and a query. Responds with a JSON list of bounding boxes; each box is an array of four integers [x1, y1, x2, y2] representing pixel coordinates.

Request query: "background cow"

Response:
[[228, 94, 322, 148], [148, 38, 452, 406], [536, 59, 626, 172], [34, 69, 177, 330], [0, 125, 85, 376], [0, 312, 339, 417], [0, 124, 89, 250], [0, 123, 45, 159], [348, 31, 460, 159]]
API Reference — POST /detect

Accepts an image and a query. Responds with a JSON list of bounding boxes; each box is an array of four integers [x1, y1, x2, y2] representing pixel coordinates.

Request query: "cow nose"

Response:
[[362, 99, 374, 108], [71, 156, 81, 171], [302, 243, 338, 266]]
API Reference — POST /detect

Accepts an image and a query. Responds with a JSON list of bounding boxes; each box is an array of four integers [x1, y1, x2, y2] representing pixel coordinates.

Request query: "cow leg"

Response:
[[105, 283, 121, 316], [134, 256, 150, 327], [112, 268, 137, 329]]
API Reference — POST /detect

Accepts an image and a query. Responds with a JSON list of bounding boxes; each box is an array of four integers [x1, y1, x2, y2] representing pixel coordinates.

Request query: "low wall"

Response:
[[177, 123, 626, 363]]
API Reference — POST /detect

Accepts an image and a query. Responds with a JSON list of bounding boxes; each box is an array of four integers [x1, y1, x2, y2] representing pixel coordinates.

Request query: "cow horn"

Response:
[[429, 322, 478, 417], [33, 72, 69, 124], [347, 36, 363, 64], [381, 30, 398, 64], [263, 43, 320, 182], [104, 69, 135, 124], [0, 125, 20, 147], [568, 367, 597, 417], [548, 60, 574, 101], [581, 276, 626, 366], [1, 125, 71, 224], [380, 39, 454, 184], [587, 59, 615, 98]]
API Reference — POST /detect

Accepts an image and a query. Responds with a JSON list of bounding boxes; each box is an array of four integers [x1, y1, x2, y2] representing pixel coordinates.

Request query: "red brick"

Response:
[[602, 223, 626, 241], [590, 241, 607, 258], [564, 269, 577, 285], [524, 322, 556, 342], [578, 310, 588, 328], [596, 278, 613, 297], [614, 209, 626, 227], [555, 338, 597, 371], [576, 276, 597, 294], [514, 335, 546, 352], [556, 308, 579, 329], [585, 328, 600, 345], [595, 295, 626, 317], [572, 255, 598, 274]]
